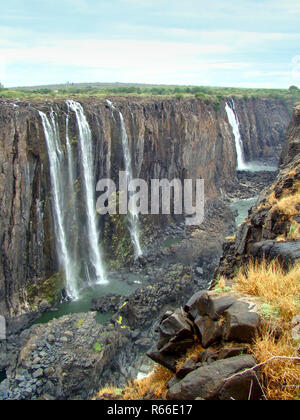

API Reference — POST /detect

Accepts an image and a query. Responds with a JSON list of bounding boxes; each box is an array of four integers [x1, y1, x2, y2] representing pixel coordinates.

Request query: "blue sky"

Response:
[[0, 0, 299, 88]]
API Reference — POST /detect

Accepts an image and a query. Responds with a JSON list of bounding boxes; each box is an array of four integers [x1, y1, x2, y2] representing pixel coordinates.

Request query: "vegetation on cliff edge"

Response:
[[0, 83, 300, 108]]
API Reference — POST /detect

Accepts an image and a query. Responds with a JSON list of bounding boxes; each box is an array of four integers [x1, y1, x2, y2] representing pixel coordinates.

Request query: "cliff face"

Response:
[[0, 97, 291, 316], [217, 103, 300, 279], [233, 98, 291, 162]]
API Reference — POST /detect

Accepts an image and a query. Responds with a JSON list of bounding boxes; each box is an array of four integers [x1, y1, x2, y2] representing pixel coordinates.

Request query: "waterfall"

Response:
[[39, 110, 80, 300], [67, 100, 107, 285], [106, 100, 143, 257], [119, 112, 143, 258], [225, 100, 247, 170]]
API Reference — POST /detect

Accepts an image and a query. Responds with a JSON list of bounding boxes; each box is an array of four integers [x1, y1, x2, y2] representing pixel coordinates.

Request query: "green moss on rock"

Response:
[[27, 272, 64, 309]]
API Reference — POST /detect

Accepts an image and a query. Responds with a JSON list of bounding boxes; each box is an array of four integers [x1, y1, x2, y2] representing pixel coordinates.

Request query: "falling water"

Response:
[[39, 110, 80, 299], [67, 100, 107, 285], [119, 112, 143, 258], [225, 100, 247, 170], [106, 100, 143, 258]]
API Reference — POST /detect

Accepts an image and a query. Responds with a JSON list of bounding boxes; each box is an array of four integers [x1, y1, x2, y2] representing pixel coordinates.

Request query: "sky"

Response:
[[0, 0, 300, 88]]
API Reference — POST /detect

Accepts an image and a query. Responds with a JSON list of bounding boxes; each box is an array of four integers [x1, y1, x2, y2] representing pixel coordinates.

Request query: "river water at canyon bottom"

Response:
[[230, 196, 258, 226], [34, 273, 147, 325]]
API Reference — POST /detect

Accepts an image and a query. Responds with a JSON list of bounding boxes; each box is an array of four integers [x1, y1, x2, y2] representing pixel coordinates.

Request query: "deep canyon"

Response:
[[0, 97, 290, 315], [0, 95, 294, 399]]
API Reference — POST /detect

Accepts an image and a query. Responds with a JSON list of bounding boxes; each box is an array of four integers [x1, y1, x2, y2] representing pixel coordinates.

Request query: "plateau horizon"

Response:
[[96, 172, 205, 226]]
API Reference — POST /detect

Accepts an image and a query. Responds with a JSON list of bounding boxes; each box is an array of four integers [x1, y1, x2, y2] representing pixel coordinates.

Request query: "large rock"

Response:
[[194, 316, 223, 348], [167, 355, 260, 400], [223, 300, 261, 343], [250, 240, 300, 267], [184, 291, 235, 321], [147, 309, 195, 372], [217, 369, 263, 400], [158, 309, 195, 351]]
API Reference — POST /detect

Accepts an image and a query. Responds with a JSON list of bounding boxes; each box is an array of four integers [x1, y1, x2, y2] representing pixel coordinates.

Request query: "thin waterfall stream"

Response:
[[106, 100, 143, 258], [225, 100, 247, 171], [119, 111, 143, 258], [225, 99, 278, 172]]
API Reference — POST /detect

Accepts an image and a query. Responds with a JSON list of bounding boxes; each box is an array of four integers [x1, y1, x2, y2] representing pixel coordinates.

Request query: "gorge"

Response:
[[0, 96, 290, 316], [0, 95, 295, 400]]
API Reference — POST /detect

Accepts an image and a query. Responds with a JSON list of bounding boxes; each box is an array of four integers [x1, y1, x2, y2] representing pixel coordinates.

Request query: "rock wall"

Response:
[[0, 97, 291, 315], [233, 98, 291, 163]]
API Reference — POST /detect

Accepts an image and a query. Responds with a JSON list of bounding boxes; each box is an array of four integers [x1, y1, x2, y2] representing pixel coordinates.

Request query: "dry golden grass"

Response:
[[273, 193, 300, 218], [252, 328, 300, 400], [175, 343, 204, 372], [122, 364, 174, 400], [265, 179, 300, 240], [233, 258, 300, 322], [232, 258, 300, 399], [268, 179, 300, 215]]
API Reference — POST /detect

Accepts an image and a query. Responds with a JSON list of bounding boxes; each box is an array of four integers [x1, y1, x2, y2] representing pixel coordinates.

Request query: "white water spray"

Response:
[[119, 111, 143, 258], [106, 100, 143, 258], [67, 100, 107, 285], [225, 100, 247, 170], [39, 110, 80, 299]]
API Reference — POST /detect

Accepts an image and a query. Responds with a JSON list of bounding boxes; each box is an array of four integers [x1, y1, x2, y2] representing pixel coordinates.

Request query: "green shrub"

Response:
[[93, 342, 102, 352]]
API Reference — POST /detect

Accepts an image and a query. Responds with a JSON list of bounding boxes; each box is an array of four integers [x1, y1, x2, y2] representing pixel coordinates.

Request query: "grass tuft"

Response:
[[233, 258, 300, 322], [122, 364, 173, 400], [232, 258, 300, 399], [252, 328, 300, 400]]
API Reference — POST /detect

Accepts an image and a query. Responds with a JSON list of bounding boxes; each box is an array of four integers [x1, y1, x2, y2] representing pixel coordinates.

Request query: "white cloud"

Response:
[[292, 56, 300, 83], [0, 39, 232, 68]]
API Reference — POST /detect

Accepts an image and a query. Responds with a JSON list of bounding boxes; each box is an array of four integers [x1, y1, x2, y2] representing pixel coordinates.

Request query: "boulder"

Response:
[[147, 309, 195, 372], [167, 355, 259, 400], [90, 294, 122, 313], [176, 358, 198, 379], [184, 291, 212, 320], [217, 345, 249, 360], [223, 301, 260, 343], [195, 316, 223, 348], [184, 291, 235, 321], [146, 347, 178, 373], [157, 309, 195, 352], [218, 369, 263, 400], [250, 240, 300, 267]]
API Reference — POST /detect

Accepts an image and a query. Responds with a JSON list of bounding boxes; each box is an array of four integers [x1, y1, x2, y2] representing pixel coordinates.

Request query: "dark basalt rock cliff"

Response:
[[0, 97, 291, 316], [232, 98, 290, 163]]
